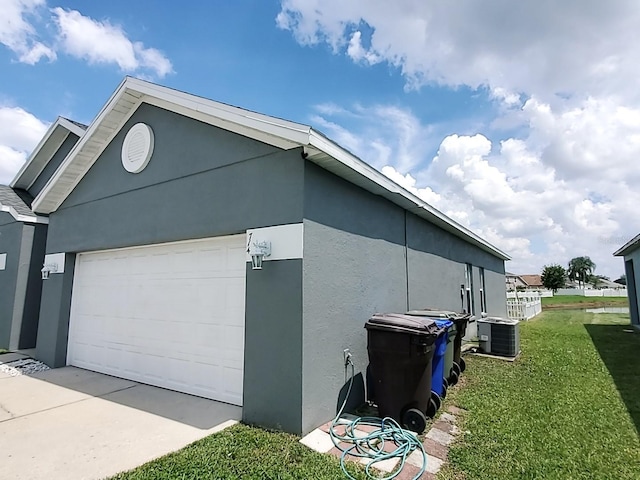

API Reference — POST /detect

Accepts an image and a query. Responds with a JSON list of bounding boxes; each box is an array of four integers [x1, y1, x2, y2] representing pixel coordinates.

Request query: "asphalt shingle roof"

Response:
[[61, 117, 88, 130], [0, 185, 35, 216]]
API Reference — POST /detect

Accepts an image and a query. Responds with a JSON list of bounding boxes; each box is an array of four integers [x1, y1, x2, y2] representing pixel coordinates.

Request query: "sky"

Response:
[[1, 0, 639, 280]]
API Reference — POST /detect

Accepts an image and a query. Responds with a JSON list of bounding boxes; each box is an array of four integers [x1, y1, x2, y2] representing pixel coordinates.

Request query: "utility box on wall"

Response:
[[478, 317, 520, 357]]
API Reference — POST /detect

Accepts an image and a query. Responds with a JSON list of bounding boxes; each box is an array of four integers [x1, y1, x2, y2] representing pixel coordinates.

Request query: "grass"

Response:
[[439, 310, 640, 479], [541, 295, 628, 308], [111, 307, 639, 480], [111, 423, 366, 480], [0, 349, 8, 355]]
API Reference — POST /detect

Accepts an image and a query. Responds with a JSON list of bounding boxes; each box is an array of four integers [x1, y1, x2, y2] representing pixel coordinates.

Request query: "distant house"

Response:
[[506, 273, 544, 291], [614, 234, 640, 329]]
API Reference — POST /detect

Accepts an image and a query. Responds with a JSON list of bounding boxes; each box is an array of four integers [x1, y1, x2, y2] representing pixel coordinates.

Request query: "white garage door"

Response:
[[67, 235, 246, 406]]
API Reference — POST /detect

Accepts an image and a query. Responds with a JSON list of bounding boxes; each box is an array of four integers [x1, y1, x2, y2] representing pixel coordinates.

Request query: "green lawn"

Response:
[[440, 310, 640, 479], [0, 349, 8, 355], [112, 309, 640, 480], [111, 423, 366, 480], [541, 295, 628, 307]]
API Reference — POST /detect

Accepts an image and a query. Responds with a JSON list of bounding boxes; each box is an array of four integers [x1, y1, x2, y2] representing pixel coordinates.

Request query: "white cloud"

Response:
[[52, 8, 173, 78], [279, 1, 640, 278], [0, 106, 49, 184], [0, 2, 172, 77], [277, 0, 640, 101], [312, 103, 434, 172], [0, 0, 56, 64], [312, 102, 640, 278]]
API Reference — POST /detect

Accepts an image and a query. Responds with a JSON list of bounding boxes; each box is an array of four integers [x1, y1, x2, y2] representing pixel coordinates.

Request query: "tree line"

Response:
[[540, 256, 626, 292]]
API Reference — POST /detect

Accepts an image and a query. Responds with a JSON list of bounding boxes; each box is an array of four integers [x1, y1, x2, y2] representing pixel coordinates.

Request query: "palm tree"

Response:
[[567, 256, 596, 288]]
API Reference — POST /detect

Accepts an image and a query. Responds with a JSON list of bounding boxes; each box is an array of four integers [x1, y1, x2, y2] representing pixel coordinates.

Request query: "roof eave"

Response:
[[307, 129, 511, 261], [0, 205, 48, 224], [32, 77, 313, 214], [10, 116, 86, 190], [614, 233, 640, 256], [31, 77, 511, 261]]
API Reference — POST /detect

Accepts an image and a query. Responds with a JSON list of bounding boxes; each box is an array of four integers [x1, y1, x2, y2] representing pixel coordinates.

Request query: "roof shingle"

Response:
[[0, 185, 35, 217]]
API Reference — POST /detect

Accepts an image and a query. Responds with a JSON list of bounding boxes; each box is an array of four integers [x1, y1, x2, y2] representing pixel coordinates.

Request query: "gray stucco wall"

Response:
[[18, 223, 47, 347], [623, 250, 640, 326], [243, 259, 303, 433], [406, 212, 505, 316], [0, 214, 23, 348], [302, 163, 409, 434], [300, 162, 507, 434], [37, 103, 305, 371], [35, 253, 76, 366], [29, 132, 80, 198]]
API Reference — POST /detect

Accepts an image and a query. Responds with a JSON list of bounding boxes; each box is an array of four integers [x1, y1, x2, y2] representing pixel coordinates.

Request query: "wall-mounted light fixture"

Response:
[[249, 241, 271, 270], [41, 263, 58, 280], [41, 253, 66, 280]]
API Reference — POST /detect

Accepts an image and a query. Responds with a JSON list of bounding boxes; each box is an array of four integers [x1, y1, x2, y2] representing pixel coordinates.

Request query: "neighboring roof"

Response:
[[614, 233, 640, 257], [32, 77, 510, 261], [0, 185, 47, 224], [519, 274, 543, 287], [63, 117, 88, 130], [11, 116, 86, 191]]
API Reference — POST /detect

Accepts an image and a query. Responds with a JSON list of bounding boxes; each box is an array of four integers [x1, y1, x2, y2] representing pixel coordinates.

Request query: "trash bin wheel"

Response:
[[402, 408, 427, 434], [431, 390, 442, 410], [452, 361, 462, 377], [460, 357, 467, 372], [440, 379, 448, 400], [426, 396, 439, 419], [448, 368, 459, 386]]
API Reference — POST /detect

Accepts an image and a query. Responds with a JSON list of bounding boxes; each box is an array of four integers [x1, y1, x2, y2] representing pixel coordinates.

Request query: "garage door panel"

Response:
[[67, 235, 246, 406]]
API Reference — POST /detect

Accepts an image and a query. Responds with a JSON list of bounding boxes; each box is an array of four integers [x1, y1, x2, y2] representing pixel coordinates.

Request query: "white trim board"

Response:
[[246, 223, 304, 262], [11, 117, 86, 190], [0, 205, 49, 224], [0, 253, 6, 270]]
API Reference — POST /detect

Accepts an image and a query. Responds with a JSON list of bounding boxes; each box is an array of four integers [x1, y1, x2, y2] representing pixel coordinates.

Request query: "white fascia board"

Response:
[[613, 233, 640, 256], [57, 117, 87, 138], [10, 120, 60, 188], [132, 79, 312, 146], [11, 117, 87, 190], [308, 129, 511, 261], [33, 77, 313, 214], [0, 205, 48, 224], [33, 78, 142, 214]]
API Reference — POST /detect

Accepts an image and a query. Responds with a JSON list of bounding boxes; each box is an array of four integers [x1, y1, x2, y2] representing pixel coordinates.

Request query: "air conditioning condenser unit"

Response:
[[477, 317, 520, 357]]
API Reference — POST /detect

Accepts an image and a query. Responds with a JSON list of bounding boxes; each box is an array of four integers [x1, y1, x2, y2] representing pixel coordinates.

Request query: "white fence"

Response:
[[506, 298, 542, 321], [554, 288, 627, 297], [506, 290, 553, 299]]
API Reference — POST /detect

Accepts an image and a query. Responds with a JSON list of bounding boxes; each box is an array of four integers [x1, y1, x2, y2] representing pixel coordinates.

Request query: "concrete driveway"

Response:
[[0, 363, 242, 480]]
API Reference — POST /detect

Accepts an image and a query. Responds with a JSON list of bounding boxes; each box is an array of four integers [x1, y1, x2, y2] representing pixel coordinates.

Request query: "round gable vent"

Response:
[[121, 123, 154, 173]]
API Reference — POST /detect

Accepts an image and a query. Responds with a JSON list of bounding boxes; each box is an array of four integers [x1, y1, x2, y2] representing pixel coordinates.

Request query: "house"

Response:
[[0, 118, 85, 350], [506, 273, 544, 291], [25, 77, 509, 435], [614, 234, 640, 329], [505, 272, 525, 290]]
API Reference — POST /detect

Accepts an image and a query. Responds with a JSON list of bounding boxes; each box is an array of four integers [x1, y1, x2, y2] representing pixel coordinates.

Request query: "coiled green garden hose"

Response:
[[329, 360, 427, 480]]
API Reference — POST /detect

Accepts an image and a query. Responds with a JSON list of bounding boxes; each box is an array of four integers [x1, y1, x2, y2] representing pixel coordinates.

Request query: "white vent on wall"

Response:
[[121, 123, 154, 173]]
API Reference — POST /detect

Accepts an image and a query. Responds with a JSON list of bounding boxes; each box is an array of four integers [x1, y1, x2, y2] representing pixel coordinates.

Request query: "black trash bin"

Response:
[[407, 309, 472, 375], [365, 313, 441, 433], [451, 313, 473, 373]]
